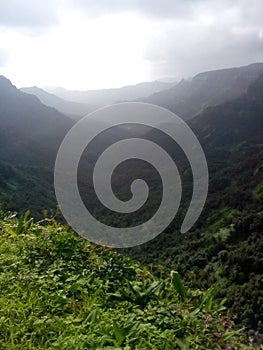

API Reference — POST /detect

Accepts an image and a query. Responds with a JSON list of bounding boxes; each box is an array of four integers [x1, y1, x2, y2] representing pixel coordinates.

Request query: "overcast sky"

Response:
[[0, 0, 262, 90]]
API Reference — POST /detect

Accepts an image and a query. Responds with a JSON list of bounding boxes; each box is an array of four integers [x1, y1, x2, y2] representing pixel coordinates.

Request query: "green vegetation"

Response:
[[0, 161, 56, 220], [123, 76, 263, 340], [0, 211, 258, 349], [0, 71, 262, 347]]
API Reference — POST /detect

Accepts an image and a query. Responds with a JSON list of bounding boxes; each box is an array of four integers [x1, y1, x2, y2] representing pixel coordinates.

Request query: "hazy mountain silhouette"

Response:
[[139, 62, 263, 119], [49, 80, 176, 106], [0, 76, 74, 152], [189, 74, 263, 149], [0, 75, 75, 215], [21, 86, 96, 120]]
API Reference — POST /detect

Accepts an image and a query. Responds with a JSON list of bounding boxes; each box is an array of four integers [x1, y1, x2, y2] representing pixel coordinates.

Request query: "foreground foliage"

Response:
[[0, 212, 259, 349]]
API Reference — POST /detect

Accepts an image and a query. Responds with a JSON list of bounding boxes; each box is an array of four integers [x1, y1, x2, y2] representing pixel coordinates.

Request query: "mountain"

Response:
[[21, 86, 96, 119], [0, 76, 74, 152], [139, 62, 263, 119], [189, 73, 263, 149], [0, 76, 75, 216], [0, 76, 143, 217], [49, 80, 176, 106]]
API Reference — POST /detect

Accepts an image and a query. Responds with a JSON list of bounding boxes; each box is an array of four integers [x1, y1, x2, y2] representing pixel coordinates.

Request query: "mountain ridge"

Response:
[[21, 86, 96, 119], [138, 62, 263, 119], [48, 80, 176, 105], [0, 75, 73, 151]]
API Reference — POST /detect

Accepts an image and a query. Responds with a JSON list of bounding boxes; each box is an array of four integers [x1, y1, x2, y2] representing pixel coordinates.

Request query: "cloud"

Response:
[[0, 0, 59, 29], [142, 0, 263, 78], [65, 0, 263, 23], [65, 0, 195, 19], [0, 48, 10, 67], [237, 0, 263, 26], [0, 0, 262, 88], [63, 0, 263, 79]]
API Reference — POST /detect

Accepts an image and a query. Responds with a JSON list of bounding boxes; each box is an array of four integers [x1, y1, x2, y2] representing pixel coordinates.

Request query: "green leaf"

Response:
[[171, 271, 187, 300]]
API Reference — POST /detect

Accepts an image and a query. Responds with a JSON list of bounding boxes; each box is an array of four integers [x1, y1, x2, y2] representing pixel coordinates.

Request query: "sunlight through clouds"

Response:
[[0, 0, 262, 89]]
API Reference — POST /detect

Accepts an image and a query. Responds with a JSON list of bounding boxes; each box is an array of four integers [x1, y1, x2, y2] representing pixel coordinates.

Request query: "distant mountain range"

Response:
[[46, 80, 176, 106], [139, 62, 263, 119], [21, 86, 96, 120], [0, 63, 262, 215], [21, 63, 263, 122]]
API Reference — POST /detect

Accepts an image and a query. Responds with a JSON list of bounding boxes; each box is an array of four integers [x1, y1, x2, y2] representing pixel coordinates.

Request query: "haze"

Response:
[[0, 0, 262, 90]]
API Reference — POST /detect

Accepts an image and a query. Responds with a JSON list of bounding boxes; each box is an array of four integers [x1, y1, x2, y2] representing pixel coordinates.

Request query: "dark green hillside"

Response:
[[124, 75, 263, 338], [0, 160, 55, 219], [0, 76, 75, 217], [0, 76, 73, 150]]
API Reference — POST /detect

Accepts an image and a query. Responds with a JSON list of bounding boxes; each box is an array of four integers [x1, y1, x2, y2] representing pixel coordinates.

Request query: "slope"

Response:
[[21, 86, 96, 119], [139, 62, 263, 119], [0, 76, 74, 217], [0, 76, 74, 151], [0, 211, 257, 349]]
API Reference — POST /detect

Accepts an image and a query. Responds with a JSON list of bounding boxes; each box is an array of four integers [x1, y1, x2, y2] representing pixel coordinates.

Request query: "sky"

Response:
[[0, 0, 262, 90]]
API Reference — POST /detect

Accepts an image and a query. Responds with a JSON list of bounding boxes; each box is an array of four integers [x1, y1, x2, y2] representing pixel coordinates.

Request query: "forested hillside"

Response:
[[139, 63, 263, 119], [124, 75, 263, 339]]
